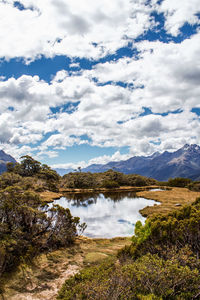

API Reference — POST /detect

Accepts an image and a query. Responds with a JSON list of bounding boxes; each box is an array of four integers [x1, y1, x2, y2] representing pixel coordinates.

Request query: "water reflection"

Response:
[[52, 192, 158, 238], [149, 188, 164, 192], [62, 191, 137, 203]]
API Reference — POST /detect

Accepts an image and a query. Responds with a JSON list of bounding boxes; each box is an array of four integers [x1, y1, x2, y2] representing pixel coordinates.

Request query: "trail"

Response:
[[3, 237, 131, 300]]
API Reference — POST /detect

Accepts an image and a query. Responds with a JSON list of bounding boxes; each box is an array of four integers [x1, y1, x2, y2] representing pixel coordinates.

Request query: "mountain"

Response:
[[0, 150, 17, 174], [54, 168, 74, 176], [82, 144, 200, 181]]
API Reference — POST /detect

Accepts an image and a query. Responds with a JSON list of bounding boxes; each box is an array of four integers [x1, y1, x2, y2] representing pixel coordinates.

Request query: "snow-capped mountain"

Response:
[[82, 144, 200, 181]]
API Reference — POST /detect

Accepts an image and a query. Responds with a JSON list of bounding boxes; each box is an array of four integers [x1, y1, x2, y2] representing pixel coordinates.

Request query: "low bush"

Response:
[[0, 186, 85, 279], [101, 180, 120, 188], [167, 177, 192, 187], [58, 198, 200, 300]]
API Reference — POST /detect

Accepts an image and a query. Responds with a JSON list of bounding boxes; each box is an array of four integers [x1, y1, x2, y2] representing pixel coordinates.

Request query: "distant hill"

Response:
[[54, 168, 74, 176], [0, 150, 17, 174], [82, 144, 200, 181]]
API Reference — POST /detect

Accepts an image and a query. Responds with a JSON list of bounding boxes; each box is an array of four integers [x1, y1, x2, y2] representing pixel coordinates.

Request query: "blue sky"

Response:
[[0, 0, 200, 169]]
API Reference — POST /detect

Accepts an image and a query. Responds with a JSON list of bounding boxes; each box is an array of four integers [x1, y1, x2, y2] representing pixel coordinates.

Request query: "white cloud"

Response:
[[0, 144, 35, 162], [1, 32, 200, 159], [158, 0, 200, 36], [86, 32, 200, 114], [0, 0, 200, 166], [51, 151, 132, 170], [69, 62, 80, 68], [0, 0, 155, 60]]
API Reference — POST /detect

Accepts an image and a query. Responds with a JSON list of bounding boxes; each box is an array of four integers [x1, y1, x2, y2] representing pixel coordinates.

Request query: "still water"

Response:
[[52, 191, 159, 238]]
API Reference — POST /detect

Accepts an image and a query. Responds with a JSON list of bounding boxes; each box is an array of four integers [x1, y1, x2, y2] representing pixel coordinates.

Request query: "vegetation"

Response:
[[188, 181, 200, 192], [167, 177, 192, 188], [0, 156, 86, 291], [61, 169, 157, 189], [3, 237, 131, 299], [58, 199, 200, 299], [62, 171, 98, 189], [6, 155, 60, 192], [1, 157, 200, 299], [138, 186, 200, 217], [124, 198, 200, 259]]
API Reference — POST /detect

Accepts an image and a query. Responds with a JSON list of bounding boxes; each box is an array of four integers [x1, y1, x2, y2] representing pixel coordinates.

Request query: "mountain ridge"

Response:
[[0, 150, 17, 174], [2, 145, 200, 181], [81, 144, 200, 181]]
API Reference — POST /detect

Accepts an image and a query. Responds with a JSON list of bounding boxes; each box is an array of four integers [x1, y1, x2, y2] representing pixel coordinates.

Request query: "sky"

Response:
[[0, 0, 200, 170]]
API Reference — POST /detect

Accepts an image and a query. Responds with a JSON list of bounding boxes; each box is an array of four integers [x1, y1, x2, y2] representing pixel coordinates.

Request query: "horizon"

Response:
[[2, 143, 200, 171], [0, 1, 200, 170]]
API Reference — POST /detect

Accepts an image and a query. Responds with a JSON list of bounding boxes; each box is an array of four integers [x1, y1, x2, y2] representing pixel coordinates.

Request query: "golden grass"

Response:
[[138, 187, 200, 217], [39, 191, 63, 202], [59, 185, 161, 193]]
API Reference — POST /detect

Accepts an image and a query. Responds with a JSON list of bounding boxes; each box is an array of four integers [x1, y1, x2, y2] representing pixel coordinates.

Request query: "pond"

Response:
[[51, 191, 159, 238]]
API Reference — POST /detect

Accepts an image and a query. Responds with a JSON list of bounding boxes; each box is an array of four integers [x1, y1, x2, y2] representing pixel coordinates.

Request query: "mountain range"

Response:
[[1, 144, 200, 181], [0, 150, 17, 174], [81, 144, 200, 181]]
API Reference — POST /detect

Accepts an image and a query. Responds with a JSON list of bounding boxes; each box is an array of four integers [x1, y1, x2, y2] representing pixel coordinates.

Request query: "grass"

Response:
[[59, 186, 160, 193], [40, 185, 162, 203], [84, 252, 109, 264], [137, 187, 200, 216], [39, 191, 63, 202], [2, 237, 131, 300]]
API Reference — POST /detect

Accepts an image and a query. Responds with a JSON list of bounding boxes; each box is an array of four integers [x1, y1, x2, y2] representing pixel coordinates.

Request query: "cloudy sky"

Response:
[[0, 0, 200, 169]]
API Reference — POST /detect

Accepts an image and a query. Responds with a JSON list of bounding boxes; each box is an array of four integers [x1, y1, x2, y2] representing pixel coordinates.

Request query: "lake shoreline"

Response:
[[50, 191, 157, 238], [40, 185, 166, 203], [59, 185, 165, 193], [40, 186, 200, 218]]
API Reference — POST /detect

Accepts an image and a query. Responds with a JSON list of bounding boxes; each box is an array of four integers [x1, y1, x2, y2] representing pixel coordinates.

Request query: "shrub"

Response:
[[57, 252, 200, 300], [101, 180, 120, 188], [167, 177, 192, 187], [57, 199, 200, 300], [188, 181, 200, 192], [62, 172, 97, 189], [0, 186, 84, 278]]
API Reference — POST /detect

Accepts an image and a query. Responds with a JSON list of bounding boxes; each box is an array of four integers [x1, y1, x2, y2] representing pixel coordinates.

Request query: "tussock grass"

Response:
[[138, 187, 200, 216], [40, 190, 63, 202]]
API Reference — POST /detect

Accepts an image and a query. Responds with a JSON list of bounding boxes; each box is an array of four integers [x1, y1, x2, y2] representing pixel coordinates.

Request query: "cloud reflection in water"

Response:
[[52, 192, 158, 238]]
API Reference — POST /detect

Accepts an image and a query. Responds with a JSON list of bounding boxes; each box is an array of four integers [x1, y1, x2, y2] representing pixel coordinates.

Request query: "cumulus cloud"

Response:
[[0, 0, 199, 61], [87, 32, 200, 113], [1, 33, 200, 160], [0, 0, 200, 165], [0, 0, 155, 60], [158, 0, 200, 36]]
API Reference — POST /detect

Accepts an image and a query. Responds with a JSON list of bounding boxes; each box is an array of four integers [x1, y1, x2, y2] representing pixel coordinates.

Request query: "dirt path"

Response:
[[3, 237, 131, 300]]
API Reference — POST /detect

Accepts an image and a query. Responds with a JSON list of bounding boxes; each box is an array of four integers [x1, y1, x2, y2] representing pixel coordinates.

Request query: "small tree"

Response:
[[20, 155, 41, 176], [6, 162, 15, 172]]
